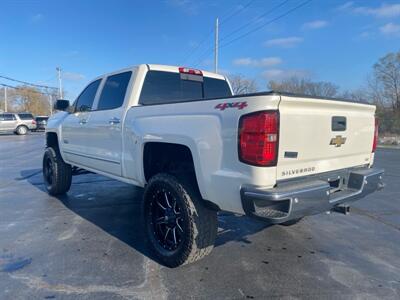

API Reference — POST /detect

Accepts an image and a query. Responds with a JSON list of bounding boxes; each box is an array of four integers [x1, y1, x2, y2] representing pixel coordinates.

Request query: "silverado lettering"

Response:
[[281, 167, 316, 177]]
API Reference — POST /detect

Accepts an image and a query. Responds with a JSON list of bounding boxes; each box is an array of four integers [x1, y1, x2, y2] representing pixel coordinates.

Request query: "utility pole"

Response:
[[48, 94, 53, 116], [56, 67, 63, 99], [4, 86, 7, 112], [214, 17, 219, 73]]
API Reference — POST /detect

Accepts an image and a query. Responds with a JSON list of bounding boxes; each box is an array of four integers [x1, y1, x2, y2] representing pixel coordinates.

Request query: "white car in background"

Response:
[[0, 112, 36, 135]]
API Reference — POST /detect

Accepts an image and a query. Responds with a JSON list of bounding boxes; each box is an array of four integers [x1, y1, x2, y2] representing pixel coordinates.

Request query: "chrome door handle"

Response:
[[109, 117, 120, 125], [79, 119, 88, 124]]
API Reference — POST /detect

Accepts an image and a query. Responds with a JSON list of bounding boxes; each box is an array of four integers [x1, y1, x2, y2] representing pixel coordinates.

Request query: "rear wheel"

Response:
[[43, 147, 72, 195], [16, 125, 28, 135], [143, 173, 217, 267]]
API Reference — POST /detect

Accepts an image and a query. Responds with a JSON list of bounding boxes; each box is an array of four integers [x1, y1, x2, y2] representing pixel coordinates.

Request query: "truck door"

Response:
[[61, 79, 102, 167], [81, 71, 133, 176]]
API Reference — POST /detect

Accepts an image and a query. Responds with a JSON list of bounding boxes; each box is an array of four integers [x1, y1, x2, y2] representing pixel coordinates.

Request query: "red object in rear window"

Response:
[[372, 117, 378, 153], [238, 110, 279, 167], [178, 67, 203, 76]]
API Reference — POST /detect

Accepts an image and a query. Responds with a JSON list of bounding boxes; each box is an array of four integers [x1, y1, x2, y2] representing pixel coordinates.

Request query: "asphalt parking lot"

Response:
[[0, 132, 399, 300]]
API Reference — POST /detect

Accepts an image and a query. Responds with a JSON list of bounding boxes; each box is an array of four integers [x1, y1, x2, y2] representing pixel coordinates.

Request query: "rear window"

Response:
[[36, 117, 48, 121], [18, 113, 34, 120], [139, 71, 232, 105]]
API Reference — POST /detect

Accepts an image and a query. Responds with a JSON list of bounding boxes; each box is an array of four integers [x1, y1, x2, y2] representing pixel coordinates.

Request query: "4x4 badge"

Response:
[[215, 101, 247, 111], [330, 135, 346, 147]]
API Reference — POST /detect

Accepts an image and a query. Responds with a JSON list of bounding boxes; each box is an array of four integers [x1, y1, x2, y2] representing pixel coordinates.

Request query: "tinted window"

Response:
[[1, 114, 16, 121], [36, 117, 49, 121], [97, 72, 132, 110], [204, 77, 232, 98], [75, 79, 101, 112], [139, 71, 232, 105], [18, 113, 34, 120]]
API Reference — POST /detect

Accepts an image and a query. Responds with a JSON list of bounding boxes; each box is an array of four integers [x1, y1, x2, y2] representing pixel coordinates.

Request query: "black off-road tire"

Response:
[[43, 147, 72, 196], [143, 173, 218, 268]]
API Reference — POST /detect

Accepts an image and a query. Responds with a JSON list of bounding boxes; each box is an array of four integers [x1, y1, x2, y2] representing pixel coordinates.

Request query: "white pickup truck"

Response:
[[44, 64, 384, 267]]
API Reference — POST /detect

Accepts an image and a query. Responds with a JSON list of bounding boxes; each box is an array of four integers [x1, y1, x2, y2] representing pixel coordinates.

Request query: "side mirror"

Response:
[[54, 99, 70, 111]]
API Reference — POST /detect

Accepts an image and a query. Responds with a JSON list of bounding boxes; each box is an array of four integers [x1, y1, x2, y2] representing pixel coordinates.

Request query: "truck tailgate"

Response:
[[277, 95, 376, 180]]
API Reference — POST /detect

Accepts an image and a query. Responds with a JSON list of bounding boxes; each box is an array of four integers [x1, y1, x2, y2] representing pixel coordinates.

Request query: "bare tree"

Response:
[[370, 51, 400, 111], [340, 89, 367, 102], [228, 74, 258, 95], [11, 86, 52, 115], [268, 77, 339, 98]]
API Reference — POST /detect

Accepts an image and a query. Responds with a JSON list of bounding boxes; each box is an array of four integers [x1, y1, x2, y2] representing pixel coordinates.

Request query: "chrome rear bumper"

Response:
[[241, 167, 384, 224]]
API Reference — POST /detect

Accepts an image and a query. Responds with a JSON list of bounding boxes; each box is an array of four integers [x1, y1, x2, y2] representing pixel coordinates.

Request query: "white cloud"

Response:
[[354, 4, 400, 18], [302, 20, 328, 30], [166, 0, 198, 15], [262, 69, 309, 81], [380, 23, 400, 36], [336, 1, 354, 11], [233, 57, 282, 67], [339, 2, 400, 18], [31, 13, 43, 22], [264, 37, 303, 48], [63, 72, 85, 81]]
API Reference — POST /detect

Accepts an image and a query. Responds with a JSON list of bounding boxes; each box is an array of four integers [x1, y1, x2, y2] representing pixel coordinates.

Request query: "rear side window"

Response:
[[139, 71, 232, 105], [0, 114, 16, 121], [75, 79, 101, 112], [18, 113, 33, 120], [97, 72, 132, 110]]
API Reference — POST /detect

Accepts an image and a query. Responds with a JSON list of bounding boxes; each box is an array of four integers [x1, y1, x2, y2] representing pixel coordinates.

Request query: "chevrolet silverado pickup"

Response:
[[43, 64, 384, 267]]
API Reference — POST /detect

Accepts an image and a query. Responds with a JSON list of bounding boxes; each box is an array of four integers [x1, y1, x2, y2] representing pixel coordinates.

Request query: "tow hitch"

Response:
[[332, 205, 350, 215]]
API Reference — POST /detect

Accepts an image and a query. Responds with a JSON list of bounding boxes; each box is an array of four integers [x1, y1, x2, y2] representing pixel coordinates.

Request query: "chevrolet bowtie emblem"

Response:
[[330, 135, 347, 147]]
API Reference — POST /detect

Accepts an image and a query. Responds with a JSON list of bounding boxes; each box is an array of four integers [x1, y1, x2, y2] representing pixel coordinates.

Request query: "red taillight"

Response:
[[372, 117, 378, 153], [32, 120, 36, 124], [179, 67, 203, 76], [238, 111, 279, 166]]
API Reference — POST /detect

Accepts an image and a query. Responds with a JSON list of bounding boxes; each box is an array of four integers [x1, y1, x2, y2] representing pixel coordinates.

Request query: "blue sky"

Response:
[[1, 0, 400, 99]]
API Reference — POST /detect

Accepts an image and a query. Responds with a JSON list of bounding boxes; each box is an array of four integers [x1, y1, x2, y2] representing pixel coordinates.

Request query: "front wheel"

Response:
[[43, 147, 72, 195], [143, 173, 217, 267]]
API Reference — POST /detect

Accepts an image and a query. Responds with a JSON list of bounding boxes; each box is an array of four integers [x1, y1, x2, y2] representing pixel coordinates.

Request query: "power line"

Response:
[[0, 83, 57, 96], [193, 0, 312, 67], [219, 0, 290, 44], [183, 0, 255, 64], [219, 0, 256, 26], [219, 0, 312, 49], [0, 75, 58, 90], [192, 0, 290, 67]]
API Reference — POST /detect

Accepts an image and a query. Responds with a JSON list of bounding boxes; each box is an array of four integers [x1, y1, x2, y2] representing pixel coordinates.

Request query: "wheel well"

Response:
[[16, 125, 28, 129], [143, 142, 219, 211], [46, 132, 59, 152], [143, 142, 196, 182]]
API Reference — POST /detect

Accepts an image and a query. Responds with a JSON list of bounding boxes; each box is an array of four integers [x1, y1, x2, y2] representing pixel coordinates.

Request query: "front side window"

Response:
[[75, 79, 101, 112], [97, 72, 132, 110]]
